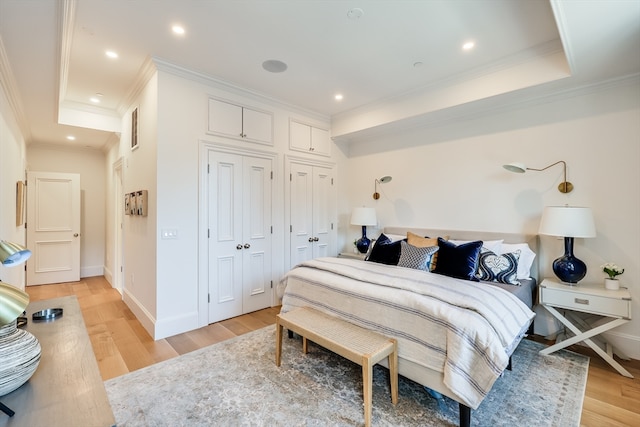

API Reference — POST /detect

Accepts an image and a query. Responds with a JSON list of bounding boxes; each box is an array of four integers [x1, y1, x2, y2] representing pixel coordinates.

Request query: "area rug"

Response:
[[105, 326, 588, 426]]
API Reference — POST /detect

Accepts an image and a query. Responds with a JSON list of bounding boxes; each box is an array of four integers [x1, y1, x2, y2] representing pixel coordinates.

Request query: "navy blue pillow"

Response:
[[366, 234, 404, 265], [434, 237, 483, 281]]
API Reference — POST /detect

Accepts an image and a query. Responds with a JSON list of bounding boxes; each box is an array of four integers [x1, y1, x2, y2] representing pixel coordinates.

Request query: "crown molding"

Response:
[[152, 56, 329, 123], [333, 72, 640, 144], [58, 0, 75, 112], [117, 55, 158, 116], [0, 35, 31, 143]]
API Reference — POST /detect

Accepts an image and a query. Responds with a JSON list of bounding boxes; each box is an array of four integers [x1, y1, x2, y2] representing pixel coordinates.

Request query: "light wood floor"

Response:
[[26, 276, 640, 426]]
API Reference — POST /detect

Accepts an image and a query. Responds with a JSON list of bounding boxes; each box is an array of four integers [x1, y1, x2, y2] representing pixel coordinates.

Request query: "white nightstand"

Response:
[[538, 278, 633, 378], [338, 252, 367, 260]]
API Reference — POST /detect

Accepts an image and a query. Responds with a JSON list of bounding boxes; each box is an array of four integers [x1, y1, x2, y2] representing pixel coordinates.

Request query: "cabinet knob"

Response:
[[244, 243, 251, 249], [308, 237, 314, 243], [313, 237, 319, 242], [236, 244, 243, 250]]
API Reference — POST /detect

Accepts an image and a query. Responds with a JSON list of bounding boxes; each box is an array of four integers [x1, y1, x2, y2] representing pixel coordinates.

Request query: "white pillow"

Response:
[[449, 239, 503, 254], [497, 243, 536, 279], [383, 233, 406, 243]]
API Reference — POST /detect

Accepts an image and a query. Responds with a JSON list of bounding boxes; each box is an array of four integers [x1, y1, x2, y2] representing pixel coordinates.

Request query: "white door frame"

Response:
[[197, 138, 277, 327], [113, 158, 124, 295]]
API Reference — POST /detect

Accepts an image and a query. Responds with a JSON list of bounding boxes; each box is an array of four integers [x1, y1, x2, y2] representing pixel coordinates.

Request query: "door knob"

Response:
[[73, 233, 79, 237], [244, 243, 251, 249], [236, 244, 243, 250]]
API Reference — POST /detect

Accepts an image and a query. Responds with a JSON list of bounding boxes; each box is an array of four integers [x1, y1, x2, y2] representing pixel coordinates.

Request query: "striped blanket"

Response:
[[278, 257, 535, 409]]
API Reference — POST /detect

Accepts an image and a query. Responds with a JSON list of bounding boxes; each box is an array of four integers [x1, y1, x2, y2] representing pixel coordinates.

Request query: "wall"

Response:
[[338, 77, 640, 359], [26, 145, 106, 278], [0, 79, 27, 290], [105, 61, 344, 339]]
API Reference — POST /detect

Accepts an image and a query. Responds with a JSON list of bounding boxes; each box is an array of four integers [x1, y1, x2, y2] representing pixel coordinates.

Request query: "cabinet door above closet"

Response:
[[208, 98, 273, 145], [289, 120, 331, 156]]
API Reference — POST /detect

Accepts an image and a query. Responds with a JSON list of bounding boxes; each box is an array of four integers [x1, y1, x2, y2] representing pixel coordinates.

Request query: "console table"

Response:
[[0, 296, 115, 427]]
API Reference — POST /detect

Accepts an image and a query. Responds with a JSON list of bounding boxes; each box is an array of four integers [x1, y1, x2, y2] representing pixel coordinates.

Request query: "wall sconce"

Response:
[[503, 161, 573, 193], [372, 176, 392, 200]]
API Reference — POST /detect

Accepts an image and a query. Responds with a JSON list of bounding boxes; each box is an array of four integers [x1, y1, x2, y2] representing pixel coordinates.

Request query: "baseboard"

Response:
[[103, 266, 113, 285], [123, 289, 156, 338], [154, 310, 201, 340], [80, 265, 104, 278], [122, 289, 200, 340], [602, 330, 640, 361]]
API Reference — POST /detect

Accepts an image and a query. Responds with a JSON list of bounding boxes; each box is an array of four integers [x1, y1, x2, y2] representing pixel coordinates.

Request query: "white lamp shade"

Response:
[[538, 206, 596, 238], [503, 162, 527, 173], [350, 207, 377, 226]]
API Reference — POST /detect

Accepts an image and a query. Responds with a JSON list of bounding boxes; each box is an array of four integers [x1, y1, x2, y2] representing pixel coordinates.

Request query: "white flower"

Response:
[[601, 262, 624, 279]]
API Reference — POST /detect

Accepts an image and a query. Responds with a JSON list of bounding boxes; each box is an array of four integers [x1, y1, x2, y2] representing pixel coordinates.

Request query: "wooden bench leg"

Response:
[[362, 356, 373, 427], [275, 321, 283, 367], [389, 342, 398, 405]]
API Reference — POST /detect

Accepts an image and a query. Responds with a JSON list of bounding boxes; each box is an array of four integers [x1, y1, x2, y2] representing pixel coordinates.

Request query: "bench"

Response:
[[275, 307, 398, 427]]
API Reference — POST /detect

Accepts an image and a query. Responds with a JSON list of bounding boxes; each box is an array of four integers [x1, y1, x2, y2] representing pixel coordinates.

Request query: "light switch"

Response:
[[161, 229, 178, 239]]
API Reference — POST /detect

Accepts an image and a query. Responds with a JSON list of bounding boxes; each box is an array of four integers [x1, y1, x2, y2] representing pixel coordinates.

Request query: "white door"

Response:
[[207, 151, 272, 323], [290, 163, 313, 266], [312, 167, 333, 258], [290, 163, 335, 268], [241, 157, 272, 313], [26, 171, 81, 285]]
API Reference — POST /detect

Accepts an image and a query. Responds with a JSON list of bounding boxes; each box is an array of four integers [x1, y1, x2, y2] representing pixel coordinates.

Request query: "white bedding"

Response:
[[278, 257, 535, 409]]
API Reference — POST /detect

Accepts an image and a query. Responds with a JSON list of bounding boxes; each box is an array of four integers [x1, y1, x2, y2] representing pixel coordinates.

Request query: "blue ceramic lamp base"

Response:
[[553, 237, 587, 284], [355, 226, 370, 254]]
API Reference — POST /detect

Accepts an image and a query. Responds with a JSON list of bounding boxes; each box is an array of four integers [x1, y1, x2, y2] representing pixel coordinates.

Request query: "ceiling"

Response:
[[0, 0, 638, 151]]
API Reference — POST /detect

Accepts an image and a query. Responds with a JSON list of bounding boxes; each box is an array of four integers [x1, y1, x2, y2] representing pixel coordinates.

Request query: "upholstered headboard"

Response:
[[383, 227, 540, 281]]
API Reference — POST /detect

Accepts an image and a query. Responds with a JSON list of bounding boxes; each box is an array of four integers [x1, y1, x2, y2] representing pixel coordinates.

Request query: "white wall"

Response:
[[27, 145, 107, 278], [106, 64, 342, 339], [0, 80, 27, 290], [338, 78, 640, 359]]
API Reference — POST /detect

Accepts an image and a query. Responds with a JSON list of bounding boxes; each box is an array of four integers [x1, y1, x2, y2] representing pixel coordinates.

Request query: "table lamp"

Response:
[[538, 206, 596, 284], [0, 241, 40, 418], [350, 207, 377, 253]]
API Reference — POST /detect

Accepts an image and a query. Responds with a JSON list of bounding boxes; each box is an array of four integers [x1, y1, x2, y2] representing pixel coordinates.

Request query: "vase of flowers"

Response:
[[601, 262, 624, 290]]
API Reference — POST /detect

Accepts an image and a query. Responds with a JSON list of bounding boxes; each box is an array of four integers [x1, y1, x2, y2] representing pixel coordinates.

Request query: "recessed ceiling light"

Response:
[[90, 97, 101, 103], [334, 94, 344, 101], [262, 59, 288, 73], [462, 41, 475, 51], [105, 50, 118, 59], [172, 25, 185, 35], [66, 135, 76, 141]]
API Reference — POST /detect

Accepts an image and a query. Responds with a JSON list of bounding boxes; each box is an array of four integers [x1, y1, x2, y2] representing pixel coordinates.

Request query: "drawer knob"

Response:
[[575, 298, 589, 305]]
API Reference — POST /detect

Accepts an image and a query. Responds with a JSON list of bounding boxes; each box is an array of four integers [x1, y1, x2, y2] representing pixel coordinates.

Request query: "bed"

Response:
[[278, 227, 538, 427]]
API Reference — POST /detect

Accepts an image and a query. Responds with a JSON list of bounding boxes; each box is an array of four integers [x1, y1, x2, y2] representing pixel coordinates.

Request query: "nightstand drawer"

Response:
[[541, 287, 630, 318]]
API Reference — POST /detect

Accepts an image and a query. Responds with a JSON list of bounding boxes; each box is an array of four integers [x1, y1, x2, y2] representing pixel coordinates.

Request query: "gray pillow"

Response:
[[398, 241, 439, 271]]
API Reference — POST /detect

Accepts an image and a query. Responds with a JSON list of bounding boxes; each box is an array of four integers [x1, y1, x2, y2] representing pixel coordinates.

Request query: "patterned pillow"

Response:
[[398, 241, 439, 271], [476, 250, 521, 285]]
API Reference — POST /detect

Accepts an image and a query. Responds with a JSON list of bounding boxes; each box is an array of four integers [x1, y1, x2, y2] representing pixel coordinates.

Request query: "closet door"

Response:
[[289, 162, 335, 268], [208, 152, 244, 323], [312, 167, 332, 258], [241, 156, 272, 313], [207, 151, 273, 323], [290, 163, 314, 266]]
